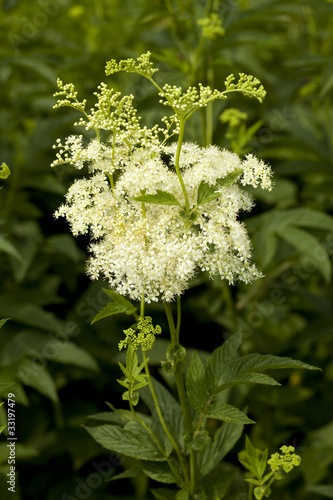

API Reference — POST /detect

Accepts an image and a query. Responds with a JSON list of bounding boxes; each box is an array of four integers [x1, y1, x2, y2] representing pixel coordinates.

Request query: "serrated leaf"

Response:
[[92, 289, 137, 324], [216, 170, 243, 188], [142, 461, 178, 484], [197, 181, 221, 205], [140, 377, 184, 450], [198, 422, 244, 478], [84, 423, 166, 461], [197, 171, 242, 206], [132, 190, 180, 206], [186, 351, 207, 412], [205, 332, 242, 395], [234, 353, 320, 374], [214, 372, 281, 394], [206, 402, 254, 424], [183, 429, 210, 451]]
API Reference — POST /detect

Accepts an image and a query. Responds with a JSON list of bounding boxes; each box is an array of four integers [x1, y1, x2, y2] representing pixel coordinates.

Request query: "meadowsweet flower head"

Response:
[[55, 141, 272, 302], [53, 54, 271, 303]]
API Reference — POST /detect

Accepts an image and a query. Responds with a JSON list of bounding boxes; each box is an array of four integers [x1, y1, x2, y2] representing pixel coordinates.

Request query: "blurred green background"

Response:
[[1, 0, 333, 498]]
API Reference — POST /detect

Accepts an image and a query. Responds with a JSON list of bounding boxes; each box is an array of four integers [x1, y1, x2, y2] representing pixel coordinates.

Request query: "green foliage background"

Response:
[[0, 0, 333, 498]]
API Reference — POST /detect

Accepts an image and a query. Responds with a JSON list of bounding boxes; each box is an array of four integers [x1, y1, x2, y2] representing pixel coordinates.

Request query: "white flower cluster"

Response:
[[55, 141, 272, 303]]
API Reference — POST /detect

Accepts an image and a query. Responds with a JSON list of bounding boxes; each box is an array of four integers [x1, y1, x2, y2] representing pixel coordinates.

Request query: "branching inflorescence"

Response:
[[52, 52, 272, 303]]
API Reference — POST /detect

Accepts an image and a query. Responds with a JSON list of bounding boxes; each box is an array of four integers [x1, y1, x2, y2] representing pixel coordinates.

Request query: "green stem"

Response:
[[176, 295, 181, 337], [174, 119, 190, 213], [164, 302, 197, 495], [205, 67, 214, 146], [129, 401, 186, 489], [139, 298, 189, 486]]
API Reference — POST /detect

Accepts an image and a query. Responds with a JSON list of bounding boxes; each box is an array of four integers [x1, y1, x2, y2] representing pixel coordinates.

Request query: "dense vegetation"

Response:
[[1, 1, 333, 499]]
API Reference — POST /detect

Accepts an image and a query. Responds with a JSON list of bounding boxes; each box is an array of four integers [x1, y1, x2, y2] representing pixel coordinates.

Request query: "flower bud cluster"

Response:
[[53, 79, 87, 112], [197, 13, 225, 40], [105, 51, 158, 78], [119, 316, 162, 352], [225, 73, 266, 103], [268, 445, 301, 474]]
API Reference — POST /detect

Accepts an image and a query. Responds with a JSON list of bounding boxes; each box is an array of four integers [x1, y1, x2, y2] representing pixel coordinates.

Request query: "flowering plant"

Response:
[[52, 53, 318, 499]]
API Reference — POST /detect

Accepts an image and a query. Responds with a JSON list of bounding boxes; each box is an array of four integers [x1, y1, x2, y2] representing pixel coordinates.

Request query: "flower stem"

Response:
[[164, 302, 197, 495], [139, 297, 189, 487], [174, 119, 190, 213], [129, 401, 186, 489]]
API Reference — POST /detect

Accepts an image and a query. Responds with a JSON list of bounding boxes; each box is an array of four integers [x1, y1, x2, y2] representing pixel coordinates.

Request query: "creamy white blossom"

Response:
[[55, 141, 272, 302]]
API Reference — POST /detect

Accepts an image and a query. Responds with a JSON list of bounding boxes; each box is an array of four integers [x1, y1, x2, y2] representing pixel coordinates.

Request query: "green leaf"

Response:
[[0, 237, 23, 262], [16, 358, 58, 402], [186, 351, 207, 412], [197, 181, 221, 205], [142, 461, 179, 484], [0, 330, 99, 372], [214, 373, 281, 394], [205, 402, 255, 424], [140, 377, 184, 450], [0, 319, 10, 329], [216, 170, 243, 188], [0, 442, 39, 462], [91, 289, 137, 324], [306, 485, 333, 498], [234, 353, 320, 374], [84, 423, 166, 461], [151, 489, 177, 500], [108, 468, 142, 482], [197, 422, 244, 478], [46, 234, 82, 262], [248, 208, 333, 234], [197, 171, 242, 206], [200, 462, 236, 498], [276, 226, 331, 281], [239, 436, 268, 481], [176, 491, 189, 500], [0, 296, 64, 335], [0, 382, 15, 392], [183, 429, 211, 451], [252, 230, 277, 268], [24, 174, 65, 195], [132, 190, 180, 206], [205, 332, 242, 395]]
